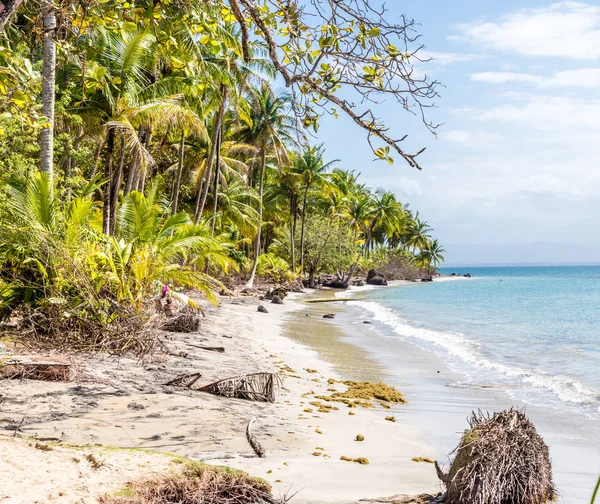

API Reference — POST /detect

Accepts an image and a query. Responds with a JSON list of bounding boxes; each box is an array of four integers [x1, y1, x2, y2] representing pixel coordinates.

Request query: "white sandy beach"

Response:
[[0, 293, 441, 503]]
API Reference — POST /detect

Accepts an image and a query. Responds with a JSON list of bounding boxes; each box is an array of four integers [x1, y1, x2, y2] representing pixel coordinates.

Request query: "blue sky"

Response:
[[313, 1, 600, 265]]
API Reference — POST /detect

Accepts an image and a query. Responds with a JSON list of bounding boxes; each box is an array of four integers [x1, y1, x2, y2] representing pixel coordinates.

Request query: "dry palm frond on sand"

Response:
[[439, 408, 555, 504], [197, 372, 283, 403], [0, 357, 72, 381]]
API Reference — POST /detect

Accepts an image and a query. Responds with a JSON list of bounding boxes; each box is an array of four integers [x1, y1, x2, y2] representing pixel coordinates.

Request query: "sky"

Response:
[[313, 1, 600, 265]]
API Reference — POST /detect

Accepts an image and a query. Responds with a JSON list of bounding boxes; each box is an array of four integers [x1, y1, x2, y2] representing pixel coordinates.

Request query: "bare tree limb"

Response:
[[236, 0, 441, 169], [228, 0, 250, 62], [0, 0, 24, 33]]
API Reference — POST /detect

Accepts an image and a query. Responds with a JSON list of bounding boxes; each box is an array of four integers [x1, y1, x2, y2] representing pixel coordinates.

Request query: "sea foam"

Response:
[[349, 300, 600, 411]]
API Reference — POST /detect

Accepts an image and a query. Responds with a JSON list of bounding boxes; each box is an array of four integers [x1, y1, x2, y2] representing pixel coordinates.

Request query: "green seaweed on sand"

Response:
[[340, 456, 369, 465], [309, 401, 339, 413], [412, 457, 434, 464], [315, 381, 405, 409]]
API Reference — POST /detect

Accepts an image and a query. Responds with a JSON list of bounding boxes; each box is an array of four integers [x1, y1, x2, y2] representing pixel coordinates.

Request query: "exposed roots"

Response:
[[160, 312, 201, 333], [101, 461, 285, 504], [442, 409, 555, 504], [198, 372, 283, 403], [7, 305, 156, 356]]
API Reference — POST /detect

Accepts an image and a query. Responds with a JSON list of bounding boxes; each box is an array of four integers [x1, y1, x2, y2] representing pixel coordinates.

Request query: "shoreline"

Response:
[[0, 293, 440, 503]]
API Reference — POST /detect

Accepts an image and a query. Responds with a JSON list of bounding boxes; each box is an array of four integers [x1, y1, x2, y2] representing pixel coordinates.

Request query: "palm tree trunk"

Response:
[[299, 184, 309, 271], [102, 129, 115, 235], [136, 126, 152, 193], [245, 143, 266, 288], [88, 137, 104, 180], [109, 133, 126, 235], [194, 86, 227, 224], [171, 131, 185, 215], [40, 0, 56, 178], [210, 129, 222, 234], [290, 194, 296, 271]]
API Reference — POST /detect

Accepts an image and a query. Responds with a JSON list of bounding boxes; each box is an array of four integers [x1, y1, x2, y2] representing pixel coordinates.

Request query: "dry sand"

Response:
[[0, 293, 440, 503]]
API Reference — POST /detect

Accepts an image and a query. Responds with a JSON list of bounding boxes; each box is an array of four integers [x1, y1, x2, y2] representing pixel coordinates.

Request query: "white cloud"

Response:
[[451, 2, 600, 59], [471, 68, 600, 87], [418, 51, 488, 65], [475, 94, 600, 131], [441, 130, 502, 145]]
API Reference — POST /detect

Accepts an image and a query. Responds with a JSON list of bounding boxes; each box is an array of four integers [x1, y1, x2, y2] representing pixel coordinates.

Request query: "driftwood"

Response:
[[441, 409, 555, 504], [246, 418, 265, 458], [164, 372, 203, 388], [187, 344, 225, 353], [197, 372, 283, 403], [0, 358, 72, 381]]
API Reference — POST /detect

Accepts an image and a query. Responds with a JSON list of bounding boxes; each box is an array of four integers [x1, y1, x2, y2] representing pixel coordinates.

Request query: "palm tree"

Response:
[[418, 239, 446, 277], [193, 34, 274, 223], [270, 162, 302, 270], [238, 85, 299, 288], [113, 180, 232, 306], [78, 28, 203, 234], [405, 213, 432, 254], [294, 145, 337, 271], [366, 190, 405, 251]]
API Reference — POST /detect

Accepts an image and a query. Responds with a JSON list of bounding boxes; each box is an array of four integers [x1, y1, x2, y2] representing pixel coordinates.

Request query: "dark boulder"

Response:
[[271, 295, 283, 305], [363, 321, 372, 324], [322, 280, 349, 289], [257, 305, 268, 313], [366, 269, 388, 286], [421, 277, 433, 282], [323, 313, 335, 319]]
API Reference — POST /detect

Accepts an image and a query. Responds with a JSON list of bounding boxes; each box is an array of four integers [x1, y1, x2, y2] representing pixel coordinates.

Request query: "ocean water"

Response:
[[347, 265, 600, 428]]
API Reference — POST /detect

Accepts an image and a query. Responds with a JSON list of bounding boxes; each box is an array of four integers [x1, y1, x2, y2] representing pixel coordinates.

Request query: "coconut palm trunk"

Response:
[[290, 194, 297, 271], [109, 133, 126, 235], [171, 131, 185, 215], [245, 143, 267, 288], [194, 86, 228, 224], [40, 0, 56, 178], [210, 129, 222, 234], [299, 184, 310, 271], [102, 129, 115, 235]]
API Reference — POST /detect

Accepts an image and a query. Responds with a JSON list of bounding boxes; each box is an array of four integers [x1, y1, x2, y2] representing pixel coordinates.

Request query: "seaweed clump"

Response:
[[316, 381, 406, 408], [440, 409, 555, 504], [340, 456, 369, 465], [101, 461, 281, 503]]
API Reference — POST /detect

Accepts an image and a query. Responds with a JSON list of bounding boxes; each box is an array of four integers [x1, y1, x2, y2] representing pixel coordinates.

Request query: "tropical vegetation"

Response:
[[0, 0, 445, 352]]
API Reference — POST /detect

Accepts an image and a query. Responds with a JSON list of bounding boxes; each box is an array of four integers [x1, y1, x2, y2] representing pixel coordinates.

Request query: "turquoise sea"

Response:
[[342, 265, 600, 501], [350, 265, 600, 421]]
